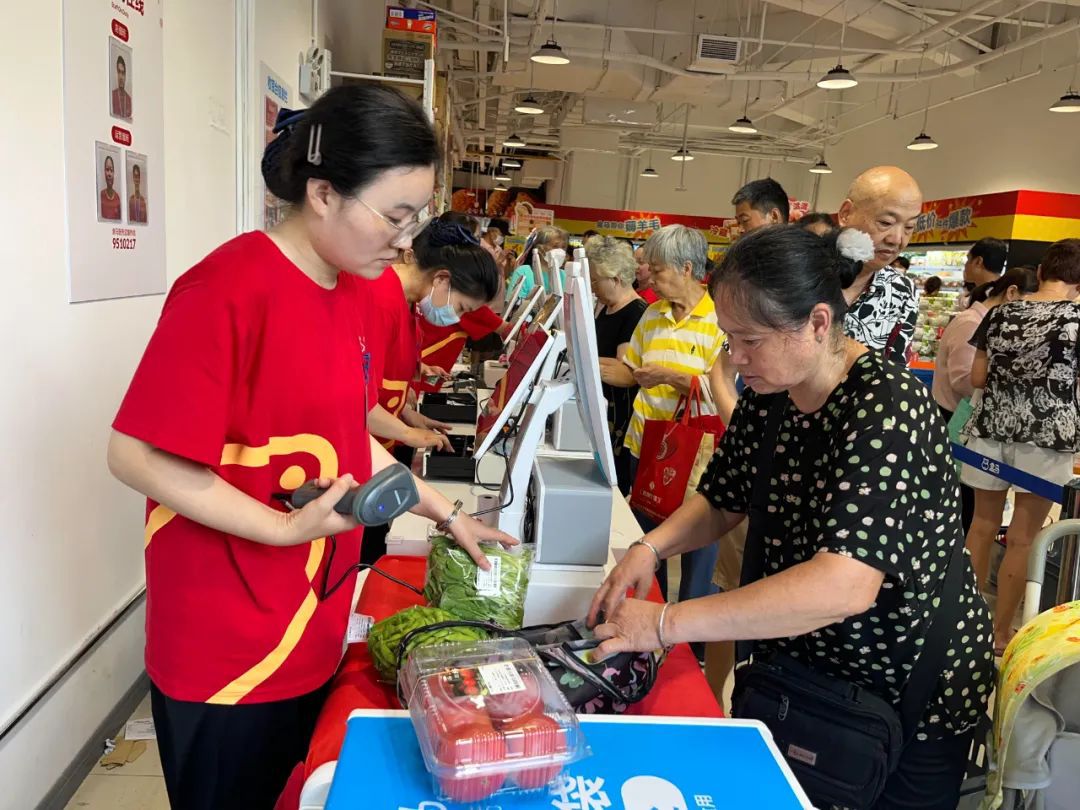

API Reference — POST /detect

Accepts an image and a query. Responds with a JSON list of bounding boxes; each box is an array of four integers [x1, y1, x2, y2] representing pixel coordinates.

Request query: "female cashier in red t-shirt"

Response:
[[106, 85, 516, 810], [361, 215, 501, 564]]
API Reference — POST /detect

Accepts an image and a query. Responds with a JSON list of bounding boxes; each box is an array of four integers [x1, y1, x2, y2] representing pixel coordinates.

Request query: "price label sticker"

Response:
[[475, 555, 502, 597], [478, 662, 526, 695], [347, 613, 374, 644]]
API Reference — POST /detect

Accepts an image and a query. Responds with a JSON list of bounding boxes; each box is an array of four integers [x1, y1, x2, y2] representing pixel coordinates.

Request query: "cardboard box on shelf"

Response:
[[382, 29, 435, 81]]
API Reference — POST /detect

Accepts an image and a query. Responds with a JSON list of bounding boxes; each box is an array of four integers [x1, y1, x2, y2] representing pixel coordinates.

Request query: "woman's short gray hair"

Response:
[[642, 224, 708, 281], [535, 225, 569, 249], [585, 236, 637, 285]]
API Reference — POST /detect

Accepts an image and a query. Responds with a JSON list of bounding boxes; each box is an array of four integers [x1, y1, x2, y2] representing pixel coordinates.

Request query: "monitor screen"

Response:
[[473, 328, 553, 458], [563, 274, 617, 485], [530, 293, 561, 334], [502, 275, 526, 317], [503, 285, 544, 345]]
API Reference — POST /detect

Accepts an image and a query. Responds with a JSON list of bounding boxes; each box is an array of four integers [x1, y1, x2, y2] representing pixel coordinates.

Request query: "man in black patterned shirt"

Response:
[[838, 166, 922, 362]]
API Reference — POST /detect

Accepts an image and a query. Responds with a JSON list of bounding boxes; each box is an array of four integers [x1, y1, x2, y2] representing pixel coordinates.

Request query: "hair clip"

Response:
[[307, 124, 323, 166]]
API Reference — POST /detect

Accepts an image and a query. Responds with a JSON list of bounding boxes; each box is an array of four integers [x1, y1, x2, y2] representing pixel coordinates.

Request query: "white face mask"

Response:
[[494, 234, 504, 246], [546, 248, 567, 270]]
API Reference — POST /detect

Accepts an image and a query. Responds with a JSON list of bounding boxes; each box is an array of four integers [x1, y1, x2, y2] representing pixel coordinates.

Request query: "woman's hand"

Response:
[[421, 363, 452, 382], [444, 512, 519, 570], [404, 427, 454, 452], [633, 363, 673, 389], [587, 543, 657, 628], [598, 357, 634, 387], [402, 406, 453, 435], [276, 475, 361, 545], [592, 598, 665, 661]]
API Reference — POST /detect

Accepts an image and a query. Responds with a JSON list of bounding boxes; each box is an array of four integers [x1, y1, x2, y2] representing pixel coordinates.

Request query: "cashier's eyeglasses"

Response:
[[357, 197, 431, 247]]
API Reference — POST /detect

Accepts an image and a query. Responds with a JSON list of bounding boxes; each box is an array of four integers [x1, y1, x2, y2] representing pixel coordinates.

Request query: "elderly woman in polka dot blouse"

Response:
[[589, 226, 994, 810]]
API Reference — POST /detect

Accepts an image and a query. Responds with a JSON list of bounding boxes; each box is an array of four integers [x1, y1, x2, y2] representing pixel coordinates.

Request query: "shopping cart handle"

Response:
[[1022, 519, 1080, 625]]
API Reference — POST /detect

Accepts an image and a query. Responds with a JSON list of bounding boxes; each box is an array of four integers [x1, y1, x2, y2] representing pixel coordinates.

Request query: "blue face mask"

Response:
[[419, 280, 460, 326]]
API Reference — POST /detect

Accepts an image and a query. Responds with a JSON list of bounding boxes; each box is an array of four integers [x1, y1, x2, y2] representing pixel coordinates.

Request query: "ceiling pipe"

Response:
[[504, 14, 920, 57], [780, 67, 1043, 148], [919, 7, 1053, 28], [416, 1, 504, 36], [879, 0, 990, 54], [761, 11, 1080, 122]]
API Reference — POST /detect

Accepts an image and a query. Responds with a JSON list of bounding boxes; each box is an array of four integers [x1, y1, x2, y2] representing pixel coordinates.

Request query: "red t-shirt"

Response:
[[114, 232, 375, 705], [360, 268, 419, 450], [640, 288, 659, 304], [415, 305, 505, 392]]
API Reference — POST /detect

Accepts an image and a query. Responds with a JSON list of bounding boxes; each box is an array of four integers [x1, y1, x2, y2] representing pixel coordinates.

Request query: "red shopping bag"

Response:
[[629, 377, 726, 523]]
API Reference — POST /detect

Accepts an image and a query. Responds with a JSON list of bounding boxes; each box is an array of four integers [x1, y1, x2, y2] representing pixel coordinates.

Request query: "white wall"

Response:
[[0, 1, 316, 807]]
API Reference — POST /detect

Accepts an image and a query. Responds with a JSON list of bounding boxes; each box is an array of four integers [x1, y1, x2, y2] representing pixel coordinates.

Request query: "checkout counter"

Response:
[[276, 261, 725, 810]]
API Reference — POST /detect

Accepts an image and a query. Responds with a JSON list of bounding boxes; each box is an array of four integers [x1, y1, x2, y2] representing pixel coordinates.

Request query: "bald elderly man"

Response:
[[838, 166, 922, 363]]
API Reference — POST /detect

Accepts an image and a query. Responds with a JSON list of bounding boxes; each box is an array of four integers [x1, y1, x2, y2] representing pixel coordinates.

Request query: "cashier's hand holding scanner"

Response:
[[108, 430, 513, 569]]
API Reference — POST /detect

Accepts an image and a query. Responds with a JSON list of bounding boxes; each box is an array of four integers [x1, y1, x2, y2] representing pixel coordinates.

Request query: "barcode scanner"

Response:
[[285, 463, 420, 526]]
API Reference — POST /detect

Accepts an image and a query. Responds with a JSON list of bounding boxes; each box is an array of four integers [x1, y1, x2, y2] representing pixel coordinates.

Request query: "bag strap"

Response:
[[735, 394, 789, 664], [896, 534, 966, 745]]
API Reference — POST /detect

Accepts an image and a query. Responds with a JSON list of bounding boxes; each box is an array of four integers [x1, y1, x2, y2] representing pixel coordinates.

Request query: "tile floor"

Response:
[[64, 693, 169, 810]]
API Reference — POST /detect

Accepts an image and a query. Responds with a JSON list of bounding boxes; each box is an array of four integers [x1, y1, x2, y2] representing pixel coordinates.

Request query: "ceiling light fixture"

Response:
[[494, 169, 512, 182], [818, 65, 858, 90], [817, 4, 857, 90], [1050, 90, 1080, 112], [515, 95, 544, 115], [907, 61, 940, 151], [494, 182, 508, 191], [640, 151, 658, 177], [503, 133, 526, 147], [729, 116, 757, 134], [672, 105, 694, 162], [1051, 33, 1080, 112], [532, 38, 569, 65], [531, 0, 569, 65], [502, 158, 523, 168], [906, 132, 939, 150], [809, 157, 833, 173]]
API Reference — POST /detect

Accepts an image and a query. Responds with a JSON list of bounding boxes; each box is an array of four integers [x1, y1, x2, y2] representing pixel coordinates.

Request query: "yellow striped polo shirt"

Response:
[[622, 292, 725, 458]]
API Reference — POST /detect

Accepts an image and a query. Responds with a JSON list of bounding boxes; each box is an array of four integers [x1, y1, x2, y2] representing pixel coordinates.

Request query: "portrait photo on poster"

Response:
[[126, 151, 148, 226], [108, 38, 133, 122], [95, 142, 124, 224]]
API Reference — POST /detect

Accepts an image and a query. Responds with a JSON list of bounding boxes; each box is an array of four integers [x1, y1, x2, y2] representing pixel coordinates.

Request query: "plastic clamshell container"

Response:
[[402, 638, 588, 802]]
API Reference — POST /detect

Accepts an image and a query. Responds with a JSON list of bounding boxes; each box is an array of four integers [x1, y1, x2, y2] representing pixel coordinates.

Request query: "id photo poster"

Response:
[[63, 0, 165, 303]]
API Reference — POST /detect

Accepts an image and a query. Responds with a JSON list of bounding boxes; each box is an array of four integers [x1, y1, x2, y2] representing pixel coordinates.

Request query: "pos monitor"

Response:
[[502, 285, 543, 346], [562, 272, 617, 485]]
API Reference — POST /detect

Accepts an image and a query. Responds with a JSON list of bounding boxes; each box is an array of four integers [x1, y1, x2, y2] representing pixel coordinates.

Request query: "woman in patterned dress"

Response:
[[962, 239, 1080, 653], [589, 225, 993, 810]]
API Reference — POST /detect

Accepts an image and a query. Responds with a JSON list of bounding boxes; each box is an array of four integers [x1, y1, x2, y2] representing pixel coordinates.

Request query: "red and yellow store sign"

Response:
[[911, 190, 1080, 245], [548, 204, 741, 245]]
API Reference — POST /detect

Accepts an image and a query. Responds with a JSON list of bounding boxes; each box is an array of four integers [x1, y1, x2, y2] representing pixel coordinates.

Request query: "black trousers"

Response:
[[150, 679, 330, 810], [360, 444, 417, 566], [938, 405, 975, 535], [874, 730, 975, 809]]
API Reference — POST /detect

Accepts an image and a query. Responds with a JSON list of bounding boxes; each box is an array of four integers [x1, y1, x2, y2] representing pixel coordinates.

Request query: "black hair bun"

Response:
[[425, 219, 480, 248]]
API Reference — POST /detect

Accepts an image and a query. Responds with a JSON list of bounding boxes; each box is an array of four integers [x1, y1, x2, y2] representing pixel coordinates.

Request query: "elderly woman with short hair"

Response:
[[587, 236, 648, 495], [601, 225, 729, 615]]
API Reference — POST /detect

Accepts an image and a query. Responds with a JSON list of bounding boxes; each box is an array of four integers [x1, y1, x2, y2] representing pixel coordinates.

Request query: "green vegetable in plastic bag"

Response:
[[424, 536, 534, 629], [368, 605, 489, 682]]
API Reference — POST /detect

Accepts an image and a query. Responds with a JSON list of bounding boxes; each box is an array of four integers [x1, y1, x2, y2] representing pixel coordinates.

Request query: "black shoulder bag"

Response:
[[730, 394, 966, 810]]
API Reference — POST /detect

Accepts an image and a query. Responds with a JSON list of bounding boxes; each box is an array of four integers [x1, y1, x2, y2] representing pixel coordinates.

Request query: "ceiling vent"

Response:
[[686, 35, 741, 74]]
